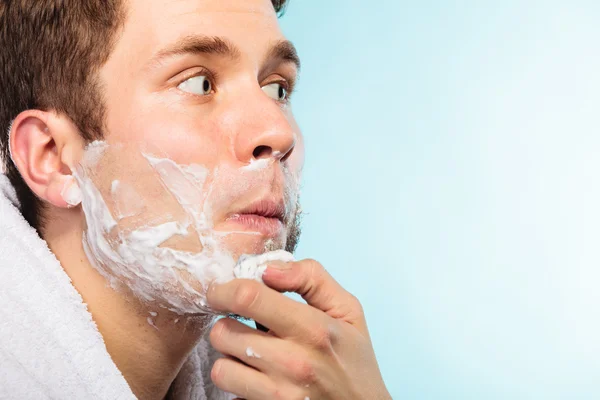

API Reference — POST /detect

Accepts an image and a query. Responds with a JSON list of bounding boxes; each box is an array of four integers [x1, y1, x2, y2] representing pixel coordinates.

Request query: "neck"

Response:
[[44, 209, 210, 400]]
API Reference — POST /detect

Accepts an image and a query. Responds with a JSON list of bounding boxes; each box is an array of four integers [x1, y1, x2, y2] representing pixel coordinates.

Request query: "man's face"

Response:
[[102, 0, 302, 249], [74, 0, 304, 313]]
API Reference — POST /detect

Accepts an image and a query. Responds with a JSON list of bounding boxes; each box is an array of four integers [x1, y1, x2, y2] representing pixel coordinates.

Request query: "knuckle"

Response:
[[231, 281, 261, 313], [286, 358, 317, 384], [311, 323, 338, 351]]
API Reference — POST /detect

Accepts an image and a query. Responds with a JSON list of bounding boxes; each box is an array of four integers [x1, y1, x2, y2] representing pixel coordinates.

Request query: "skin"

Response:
[[8, 0, 391, 398]]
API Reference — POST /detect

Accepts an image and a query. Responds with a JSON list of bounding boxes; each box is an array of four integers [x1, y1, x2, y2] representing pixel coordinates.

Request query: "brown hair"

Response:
[[0, 0, 288, 233]]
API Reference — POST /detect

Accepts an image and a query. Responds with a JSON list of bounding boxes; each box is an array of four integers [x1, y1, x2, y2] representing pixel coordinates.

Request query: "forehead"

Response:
[[120, 0, 284, 55]]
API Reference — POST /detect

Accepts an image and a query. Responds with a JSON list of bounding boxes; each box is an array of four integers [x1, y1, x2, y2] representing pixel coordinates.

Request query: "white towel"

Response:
[[0, 174, 233, 400]]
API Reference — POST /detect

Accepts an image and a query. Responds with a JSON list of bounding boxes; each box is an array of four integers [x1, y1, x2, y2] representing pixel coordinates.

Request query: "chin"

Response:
[[215, 229, 287, 259]]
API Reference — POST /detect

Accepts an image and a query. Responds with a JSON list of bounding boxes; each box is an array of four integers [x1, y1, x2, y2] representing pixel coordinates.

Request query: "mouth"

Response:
[[226, 199, 286, 237]]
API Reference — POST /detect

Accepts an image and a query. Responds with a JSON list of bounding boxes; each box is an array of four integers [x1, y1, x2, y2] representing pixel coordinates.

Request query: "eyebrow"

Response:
[[146, 34, 301, 71], [148, 35, 241, 67], [267, 40, 301, 71]]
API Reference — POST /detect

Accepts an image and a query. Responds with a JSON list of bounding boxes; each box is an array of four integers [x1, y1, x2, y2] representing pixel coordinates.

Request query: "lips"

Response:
[[237, 200, 286, 221], [226, 199, 286, 237]]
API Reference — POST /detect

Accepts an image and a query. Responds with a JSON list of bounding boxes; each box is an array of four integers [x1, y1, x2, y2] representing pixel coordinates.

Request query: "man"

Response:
[[0, 0, 391, 399]]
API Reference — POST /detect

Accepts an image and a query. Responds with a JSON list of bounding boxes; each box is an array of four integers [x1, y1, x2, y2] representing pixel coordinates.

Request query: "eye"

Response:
[[262, 82, 288, 102], [177, 75, 212, 95]]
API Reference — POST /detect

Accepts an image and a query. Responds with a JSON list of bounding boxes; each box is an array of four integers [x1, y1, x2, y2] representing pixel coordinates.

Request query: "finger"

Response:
[[211, 357, 277, 400], [210, 318, 333, 392], [262, 259, 366, 328], [207, 279, 329, 339], [209, 317, 292, 373]]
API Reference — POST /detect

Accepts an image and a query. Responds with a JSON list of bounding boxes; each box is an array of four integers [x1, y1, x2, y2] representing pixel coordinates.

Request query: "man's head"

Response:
[[0, 0, 299, 232], [0, 0, 304, 312]]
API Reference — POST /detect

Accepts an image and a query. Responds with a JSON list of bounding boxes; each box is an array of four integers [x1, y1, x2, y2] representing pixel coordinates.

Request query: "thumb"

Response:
[[262, 258, 367, 329]]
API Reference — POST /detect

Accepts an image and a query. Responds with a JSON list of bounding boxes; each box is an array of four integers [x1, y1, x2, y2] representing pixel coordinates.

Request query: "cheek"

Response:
[[105, 105, 227, 167]]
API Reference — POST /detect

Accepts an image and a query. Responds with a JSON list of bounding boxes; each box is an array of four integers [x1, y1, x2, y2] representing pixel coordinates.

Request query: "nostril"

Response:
[[252, 145, 272, 160]]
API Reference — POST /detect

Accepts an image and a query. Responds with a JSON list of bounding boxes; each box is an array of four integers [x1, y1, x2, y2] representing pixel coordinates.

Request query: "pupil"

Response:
[[279, 86, 285, 99], [203, 79, 210, 93]]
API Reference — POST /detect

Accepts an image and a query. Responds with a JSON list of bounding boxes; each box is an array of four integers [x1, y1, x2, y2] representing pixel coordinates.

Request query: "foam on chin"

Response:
[[68, 141, 297, 316]]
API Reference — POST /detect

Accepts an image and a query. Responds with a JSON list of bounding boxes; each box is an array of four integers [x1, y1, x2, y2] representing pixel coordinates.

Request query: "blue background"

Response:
[[281, 1, 600, 399]]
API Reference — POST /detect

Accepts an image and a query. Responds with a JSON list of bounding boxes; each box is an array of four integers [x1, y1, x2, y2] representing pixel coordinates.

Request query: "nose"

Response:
[[232, 94, 296, 165]]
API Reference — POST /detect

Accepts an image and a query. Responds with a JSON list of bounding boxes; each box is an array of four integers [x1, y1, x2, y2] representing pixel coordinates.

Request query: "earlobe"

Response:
[[9, 110, 84, 208]]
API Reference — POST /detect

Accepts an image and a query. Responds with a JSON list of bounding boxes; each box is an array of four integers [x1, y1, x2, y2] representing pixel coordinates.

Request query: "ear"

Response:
[[9, 110, 86, 208]]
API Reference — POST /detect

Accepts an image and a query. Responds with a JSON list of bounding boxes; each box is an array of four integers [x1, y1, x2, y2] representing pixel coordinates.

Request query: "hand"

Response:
[[206, 259, 392, 400]]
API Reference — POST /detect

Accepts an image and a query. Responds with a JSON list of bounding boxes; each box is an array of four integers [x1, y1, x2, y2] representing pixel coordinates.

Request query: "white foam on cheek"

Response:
[[75, 151, 219, 313], [74, 141, 298, 315], [111, 180, 144, 219], [143, 154, 211, 231], [60, 175, 82, 207]]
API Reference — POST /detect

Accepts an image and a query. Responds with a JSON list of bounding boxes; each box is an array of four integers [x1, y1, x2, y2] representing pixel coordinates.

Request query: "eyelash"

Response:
[[174, 67, 296, 103], [174, 67, 218, 94], [265, 78, 295, 103]]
